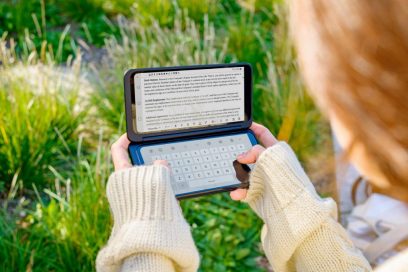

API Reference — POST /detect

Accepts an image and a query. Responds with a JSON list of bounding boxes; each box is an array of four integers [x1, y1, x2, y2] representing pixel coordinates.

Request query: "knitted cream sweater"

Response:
[[97, 142, 377, 271]]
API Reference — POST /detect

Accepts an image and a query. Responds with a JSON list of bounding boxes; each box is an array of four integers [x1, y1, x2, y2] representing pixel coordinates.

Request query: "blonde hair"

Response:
[[290, 1, 408, 199]]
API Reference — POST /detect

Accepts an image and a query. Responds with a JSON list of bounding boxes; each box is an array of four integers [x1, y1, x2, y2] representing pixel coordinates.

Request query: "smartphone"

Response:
[[124, 63, 256, 199]]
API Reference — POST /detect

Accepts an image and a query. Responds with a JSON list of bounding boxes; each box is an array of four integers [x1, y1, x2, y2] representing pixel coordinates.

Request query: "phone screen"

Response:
[[132, 67, 246, 134]]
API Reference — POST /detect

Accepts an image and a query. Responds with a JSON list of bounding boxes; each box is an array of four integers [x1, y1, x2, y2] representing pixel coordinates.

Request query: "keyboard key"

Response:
[[182, 166, 192, 173], [174, 160, 183, 167], [202, 163, 210, 170], [210, 147, 218, 154], [173, 167, 182, 174], [172, 153, 181, 159], [221, 153, 230, 160], [214, 169, 223, 176], [219, 146, 228, 152], [194, 172, 204, 179], [193, 157, 203, 163], [203, 155, 211, 162], [204, 170, 213, 177], [191, 150, 200, 156], [185, 173, 194, 181], [237, 144, 245, 150], [190, 175, 238, 188], [183, 158, 193, 165], [192, 165, 201, 171], [231, 151, 239, 158], [163, 154, 172, 160], [223, 168, 233, 175], [228, 145, 236, 151], [200, 149, 210, 155], [174, 175, 185, 182], [211, 162, 220, 168], [181, 152, 190, 158], [220, 161, 229, 168], [212, 154, 222, 161], [151, 155, 161, 160]]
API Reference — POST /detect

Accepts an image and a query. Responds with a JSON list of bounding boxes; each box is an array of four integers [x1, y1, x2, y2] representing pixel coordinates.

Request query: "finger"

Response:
[[250, 122, 277, 148], [230, 188, 247, 201], [111, 134, 132, 170], [115, 133, 131, 148], [236, 145, 265, 164], [153, 160, 169, 169]]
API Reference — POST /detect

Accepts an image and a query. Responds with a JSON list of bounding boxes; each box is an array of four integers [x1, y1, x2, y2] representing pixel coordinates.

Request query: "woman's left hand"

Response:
[[111, 133, 168, 170]]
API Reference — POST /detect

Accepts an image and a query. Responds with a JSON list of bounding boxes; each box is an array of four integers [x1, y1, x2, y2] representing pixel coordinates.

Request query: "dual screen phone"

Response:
[[124, 63, 256, 199]]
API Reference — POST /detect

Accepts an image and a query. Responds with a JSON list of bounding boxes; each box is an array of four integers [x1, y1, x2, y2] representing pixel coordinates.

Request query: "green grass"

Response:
[[0, 1, 331, 271], [0, 60, 88, 195], [0, 134, 112, 271], [0, 0, 279, 63]]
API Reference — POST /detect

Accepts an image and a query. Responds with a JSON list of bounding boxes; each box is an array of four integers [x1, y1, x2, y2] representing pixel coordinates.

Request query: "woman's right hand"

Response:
[[230, 122, 278, 201]]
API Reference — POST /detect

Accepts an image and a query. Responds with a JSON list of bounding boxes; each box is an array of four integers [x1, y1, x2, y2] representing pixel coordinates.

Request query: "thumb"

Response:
[[153, 160, 169, 169], [236, 145, 265, 164]]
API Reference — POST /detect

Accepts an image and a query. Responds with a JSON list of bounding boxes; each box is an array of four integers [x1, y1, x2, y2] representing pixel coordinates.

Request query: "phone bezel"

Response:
[[124, 63, 253, 143]]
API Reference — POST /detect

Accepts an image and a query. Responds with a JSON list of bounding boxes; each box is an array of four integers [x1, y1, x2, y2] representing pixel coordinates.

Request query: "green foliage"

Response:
[[182, 195, 264, 271], [0, 0, 279, 63], [0, 60, 87, 195], [0, 0, 120, 60], [0, 137, 112, 271]]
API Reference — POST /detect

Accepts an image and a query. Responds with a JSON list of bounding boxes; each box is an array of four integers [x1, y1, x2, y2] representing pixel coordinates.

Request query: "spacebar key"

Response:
[[190, 175, 235, 187]]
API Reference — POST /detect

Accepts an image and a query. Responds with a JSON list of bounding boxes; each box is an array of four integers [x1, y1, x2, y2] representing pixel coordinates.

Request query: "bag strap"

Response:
[[363, 225, 408, 264]]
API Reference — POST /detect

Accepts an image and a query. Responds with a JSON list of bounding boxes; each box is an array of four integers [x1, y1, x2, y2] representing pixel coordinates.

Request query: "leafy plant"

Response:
[[182, 194, 264, 271]]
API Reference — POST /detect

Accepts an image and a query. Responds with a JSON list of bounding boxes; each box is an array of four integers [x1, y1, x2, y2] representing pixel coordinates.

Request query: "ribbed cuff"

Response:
[[121, 253, 176, 272], [242, 142, 337, 263], [97, 165, 200, 272], [244, 141, 321, 207], [106, 165, 182, 229]]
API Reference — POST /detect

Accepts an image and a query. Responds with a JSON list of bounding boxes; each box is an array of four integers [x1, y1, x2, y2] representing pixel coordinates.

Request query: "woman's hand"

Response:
[[111, 134, 168, 170], [230, 122, 278, 200]]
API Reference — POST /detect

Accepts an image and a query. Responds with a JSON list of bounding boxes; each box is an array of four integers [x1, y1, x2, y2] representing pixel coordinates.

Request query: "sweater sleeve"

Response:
[[244, 142, 372, 272], [96, 165, 200, 272]]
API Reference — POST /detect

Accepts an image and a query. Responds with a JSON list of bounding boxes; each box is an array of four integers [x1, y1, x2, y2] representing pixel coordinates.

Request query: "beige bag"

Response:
[[347, 192, 408, 266]]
